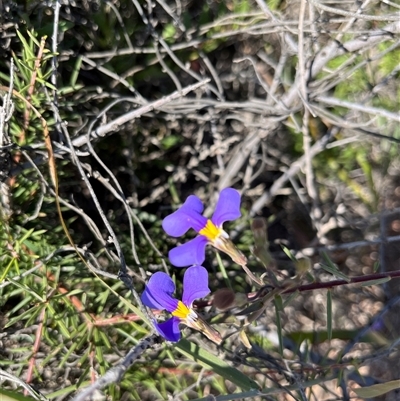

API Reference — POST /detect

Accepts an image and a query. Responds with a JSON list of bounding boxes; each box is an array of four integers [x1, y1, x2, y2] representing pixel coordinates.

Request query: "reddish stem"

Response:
[[24, 307, 46, 395], [282, 269, 400, 294], [195, 270, 400, 308]]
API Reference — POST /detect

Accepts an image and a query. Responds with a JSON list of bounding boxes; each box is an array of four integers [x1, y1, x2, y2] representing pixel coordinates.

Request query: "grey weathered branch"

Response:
[[72, 334, 162, 401], [72, 79, 211, 148], [314, 96, 400, 122]]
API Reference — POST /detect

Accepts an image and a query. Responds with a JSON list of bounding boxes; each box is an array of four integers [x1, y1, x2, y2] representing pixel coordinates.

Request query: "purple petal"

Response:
[[162, 195, 207, 237], [182, 265, 210, 306], [155, 317, 181, 342], [141, 272, 179, 313], [211, 188, 241, 227], [168, 236, 208, 267]]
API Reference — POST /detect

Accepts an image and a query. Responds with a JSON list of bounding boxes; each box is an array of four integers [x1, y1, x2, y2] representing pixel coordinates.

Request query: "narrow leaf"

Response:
[[320, 264, 350, 282], [215, 251, 231, 289], [70, 55, 83, 88], [373, 262, 380, 272], [274, 297, 283, 356], [281, 245, 296, 262], [283, 290, 299, 308], [321, 252, 350, 281], [274, 295, 283, 311], [0, 389, 38, 401], [354, 380, 400, 398], [175, 339, 259, 391], [239, 329, 252, 349], [19, 228, 35, 244], [327, 289, 332, 342], [16, 31, 35, 60], [26, 30, 43, 47], [360, 277, 391, 287]]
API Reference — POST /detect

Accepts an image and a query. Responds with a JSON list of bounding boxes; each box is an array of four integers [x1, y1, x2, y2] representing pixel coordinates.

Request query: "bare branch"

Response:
[[72, 335, 162, 401], [314, 96, 400, 122], [308, 0, 399, 21], [72, 79, 211, 148]]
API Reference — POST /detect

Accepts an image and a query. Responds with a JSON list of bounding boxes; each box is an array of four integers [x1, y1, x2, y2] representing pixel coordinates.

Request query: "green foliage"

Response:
[[162, 24, 177, 43], [354, 380, 400, 398], [0, 389, 39, 401], [1, 1, 398, 400], [176, 340, 259, 391], [320, 253, 350, 282]]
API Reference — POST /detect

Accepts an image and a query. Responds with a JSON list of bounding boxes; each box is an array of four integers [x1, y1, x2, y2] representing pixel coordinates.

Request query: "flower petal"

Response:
[[155, 317, 181, 342], [168, 236, 208, 267], [162, 195, 207, 237], [182, 265, 210, 306], [141, 272, 179, 313], [211, 188, 241, 227]]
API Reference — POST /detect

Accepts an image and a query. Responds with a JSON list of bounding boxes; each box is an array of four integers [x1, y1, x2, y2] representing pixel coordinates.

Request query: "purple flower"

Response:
[[141, 265, 222, 343], [162, 188, 247, 267]]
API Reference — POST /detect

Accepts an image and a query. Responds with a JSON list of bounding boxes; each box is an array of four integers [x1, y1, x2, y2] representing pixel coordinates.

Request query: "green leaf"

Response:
[[283, 290, 299, 308], [373, 262, 380, 272], [215, 251, 231, 289], [327, 289, 332, 342], [274, 297, 283, 356], [281, 245, 296, 262], [19, 228, 35, 244], [35, 78, 57, 91], [320, 253, 350, 282], [58, 84, 84, 95], [354, 380, 400, 398], [69, 55, 83, 89], [162, 23, 176, 41], [360, 277, 391, 287], [46, 303, 72, 339], [175, 339, 259, 391], [0, 389, 39, 401], [274, 294, 283, 311], [16, 31, 35, 61], [26, 30, 43, 48], [46, 382, 90, 399], [0, 256, 15, 282], [238, 300, 264, 316], [161, 135, 182, 150]]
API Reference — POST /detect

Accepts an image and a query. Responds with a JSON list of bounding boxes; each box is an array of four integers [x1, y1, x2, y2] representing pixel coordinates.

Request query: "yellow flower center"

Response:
[[199, 219, 222, 241], [171, 301, 191, 319]]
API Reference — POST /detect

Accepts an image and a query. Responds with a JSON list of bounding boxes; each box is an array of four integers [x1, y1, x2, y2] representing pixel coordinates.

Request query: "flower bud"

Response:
[[213, 288, 248, 311], [295, 256, 312, 276]]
